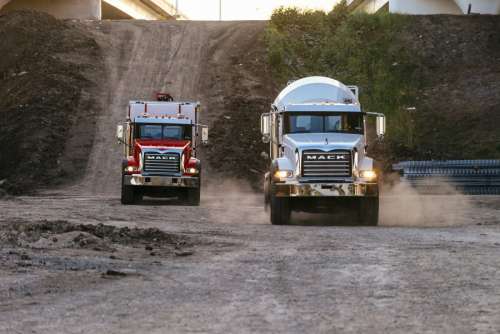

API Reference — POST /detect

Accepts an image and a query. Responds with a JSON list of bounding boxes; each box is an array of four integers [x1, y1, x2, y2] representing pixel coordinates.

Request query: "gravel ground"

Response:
[[0, 193, 499, 333]]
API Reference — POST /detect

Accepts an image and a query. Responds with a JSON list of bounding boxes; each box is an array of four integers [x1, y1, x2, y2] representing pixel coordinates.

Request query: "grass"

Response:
[[266, 5, 500, 163], [265, 4, 426, 163]]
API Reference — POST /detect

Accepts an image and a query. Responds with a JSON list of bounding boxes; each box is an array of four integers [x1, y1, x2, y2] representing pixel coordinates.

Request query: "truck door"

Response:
[[271, 112, 280, 159]]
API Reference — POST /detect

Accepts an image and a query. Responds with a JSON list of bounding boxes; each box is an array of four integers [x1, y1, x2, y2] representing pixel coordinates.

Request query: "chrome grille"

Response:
[[302, 150, 352, 178], [143, 152, 180, 175]]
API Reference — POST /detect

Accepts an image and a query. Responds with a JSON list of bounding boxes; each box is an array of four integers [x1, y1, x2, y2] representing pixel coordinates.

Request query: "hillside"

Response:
[[264, 6, 500, 167], [0, 11, 102, 194], [0, 9, 499, 194]]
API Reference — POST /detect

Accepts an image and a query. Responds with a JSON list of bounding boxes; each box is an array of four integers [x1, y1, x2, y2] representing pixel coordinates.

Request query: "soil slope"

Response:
[[3, 12, 498, 194], [264, 11, 500, 164], [407, 15, 500, 160], [0, 11, 102, 194], [69, 19, 273, 196]]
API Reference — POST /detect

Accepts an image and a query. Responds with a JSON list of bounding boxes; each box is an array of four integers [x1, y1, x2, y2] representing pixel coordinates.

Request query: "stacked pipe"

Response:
[[392, 160, 500, 195]]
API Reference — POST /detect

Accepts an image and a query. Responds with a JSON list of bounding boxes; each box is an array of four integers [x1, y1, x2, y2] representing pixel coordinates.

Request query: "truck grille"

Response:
[[302, 150, 352, 178], [143, 153, 180, 175]]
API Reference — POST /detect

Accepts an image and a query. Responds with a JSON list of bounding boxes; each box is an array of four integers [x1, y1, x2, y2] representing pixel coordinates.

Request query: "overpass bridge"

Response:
[[349, 0, 500, 14], [0, 0, 187, 20]]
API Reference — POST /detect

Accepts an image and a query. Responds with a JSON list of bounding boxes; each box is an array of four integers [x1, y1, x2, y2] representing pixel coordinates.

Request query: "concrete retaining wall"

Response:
[[0, 0, 101, 19], [390, 0, 462, 14], [454, 0, 500, 14], [390, 0, 500, 15]]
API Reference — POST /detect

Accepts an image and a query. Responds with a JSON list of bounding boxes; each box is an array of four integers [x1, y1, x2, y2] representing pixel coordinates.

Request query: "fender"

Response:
[[184, 157, 201, 176], [359, 156, 374, 171], [270, 157, 295, 175]]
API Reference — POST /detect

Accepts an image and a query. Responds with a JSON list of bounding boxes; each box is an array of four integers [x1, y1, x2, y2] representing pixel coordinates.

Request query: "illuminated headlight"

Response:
[[187, 167, 199, 175], [274, 170, 293, 179], [360, 170, 377, 180], [125, 166, 139, 173]]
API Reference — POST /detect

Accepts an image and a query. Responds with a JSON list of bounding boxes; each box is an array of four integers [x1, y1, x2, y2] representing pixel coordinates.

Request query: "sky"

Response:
[[174, 0, 342, 20]]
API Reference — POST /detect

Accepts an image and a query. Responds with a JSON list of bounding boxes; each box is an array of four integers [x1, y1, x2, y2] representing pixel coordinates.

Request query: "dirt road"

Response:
[[1, 19, 500, 333], [1, 194, 500, 333], [64, 20, 270, 195]]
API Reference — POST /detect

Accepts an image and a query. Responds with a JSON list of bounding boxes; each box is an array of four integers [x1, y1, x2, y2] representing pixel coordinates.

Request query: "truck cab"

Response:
[[117, 96, 208, 205], [261, 77, 385, 225]]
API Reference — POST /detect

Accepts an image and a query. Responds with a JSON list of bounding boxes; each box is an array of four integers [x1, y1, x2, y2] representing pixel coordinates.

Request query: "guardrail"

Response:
[[392, 160, 500, 195]]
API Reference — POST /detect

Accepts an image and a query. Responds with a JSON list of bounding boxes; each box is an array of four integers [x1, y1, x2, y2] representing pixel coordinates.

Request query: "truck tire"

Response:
[[186, 187, 201, 206], [270, 193, 291, 225], [359, 197, 379, 226], [121, 178, 135, 205]]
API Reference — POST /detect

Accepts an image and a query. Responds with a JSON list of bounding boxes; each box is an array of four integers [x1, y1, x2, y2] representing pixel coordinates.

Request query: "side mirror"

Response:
[[201, 126, 209, 145], [376, 115, 386, 138], [261, 113, 271, 143], [116, 124, 125, 144]]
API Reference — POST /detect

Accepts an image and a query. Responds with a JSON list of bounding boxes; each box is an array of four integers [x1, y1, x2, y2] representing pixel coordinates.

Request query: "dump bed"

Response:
[[129, 101, 200, 124]]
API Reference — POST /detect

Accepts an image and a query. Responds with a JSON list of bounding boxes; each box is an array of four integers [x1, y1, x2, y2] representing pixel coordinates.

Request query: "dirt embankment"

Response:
[[406, 15, 500, 160], [0, 11, 103, 195], [0, 219, 194, 301], [1, 11, 499, 195], [264, 9, 500, 166], [1, 11, 275, 195], [199, 23, 278, 188], [201, 15, 500, 183]]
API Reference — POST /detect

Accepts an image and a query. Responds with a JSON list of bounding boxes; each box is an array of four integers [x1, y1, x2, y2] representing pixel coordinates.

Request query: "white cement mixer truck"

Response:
[[261, 77, 386, 225]]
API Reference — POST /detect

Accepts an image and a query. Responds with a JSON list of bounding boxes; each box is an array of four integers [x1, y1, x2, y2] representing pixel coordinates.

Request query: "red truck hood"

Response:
[[129, 139, 194, 172], [135, 139, 190, 151]]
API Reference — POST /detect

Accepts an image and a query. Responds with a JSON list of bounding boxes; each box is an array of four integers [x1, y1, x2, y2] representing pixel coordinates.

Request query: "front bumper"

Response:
[[124, 175, 199, 188], [273, 182, 378, 197]]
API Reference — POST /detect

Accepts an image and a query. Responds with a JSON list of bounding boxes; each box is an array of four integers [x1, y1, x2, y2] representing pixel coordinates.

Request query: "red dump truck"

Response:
[[116, 94, 208, 205]]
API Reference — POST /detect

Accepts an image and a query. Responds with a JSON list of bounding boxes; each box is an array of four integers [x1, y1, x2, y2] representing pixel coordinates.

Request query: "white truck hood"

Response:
[[284, 133, 363, 151]]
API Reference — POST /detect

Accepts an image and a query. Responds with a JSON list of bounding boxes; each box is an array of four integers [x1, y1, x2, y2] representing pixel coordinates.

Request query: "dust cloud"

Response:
[[380, 180, 475, 227], [203, 178, 485, 227], [204, 179, 268, 225]]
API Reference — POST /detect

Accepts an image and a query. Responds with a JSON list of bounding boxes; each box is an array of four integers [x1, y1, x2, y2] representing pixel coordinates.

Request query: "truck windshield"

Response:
[[285, 113, 363, 134], [137, 124, 192, 140]]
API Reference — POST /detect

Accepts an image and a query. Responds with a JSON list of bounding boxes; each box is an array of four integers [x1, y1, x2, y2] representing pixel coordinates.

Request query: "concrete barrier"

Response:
[[0, 0, 184, 20], [0, 0, 101, 19]]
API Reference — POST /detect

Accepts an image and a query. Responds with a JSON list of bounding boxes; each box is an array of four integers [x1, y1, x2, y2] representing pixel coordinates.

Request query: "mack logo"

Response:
[[146, 155, 177, 161], [305, 154, 348, 161]]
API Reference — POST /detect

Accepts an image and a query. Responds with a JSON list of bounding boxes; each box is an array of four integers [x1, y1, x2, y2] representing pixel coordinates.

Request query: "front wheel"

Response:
[[359, 197, 379, 226], [121, 178, 135, 205], [264, 173, 271, 212], [270, 193, 291, 225], [185, 187, 201, 206]]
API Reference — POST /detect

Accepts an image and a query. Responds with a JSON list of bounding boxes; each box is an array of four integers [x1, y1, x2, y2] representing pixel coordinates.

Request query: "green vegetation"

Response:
[[266, 2, 422, 163], [265, 3, 500, 163]]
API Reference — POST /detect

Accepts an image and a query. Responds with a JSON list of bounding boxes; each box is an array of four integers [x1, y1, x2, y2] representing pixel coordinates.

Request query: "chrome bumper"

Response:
[[124, 175, 199, 188], [273, 182, 378, 197]]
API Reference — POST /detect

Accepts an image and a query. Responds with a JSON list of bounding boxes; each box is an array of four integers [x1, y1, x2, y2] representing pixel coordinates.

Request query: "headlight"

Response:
[[125, 166, 138, 173], [360, 170, 377, 180], [274, 170, 293, 179], [187, 167, 199, 175]]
